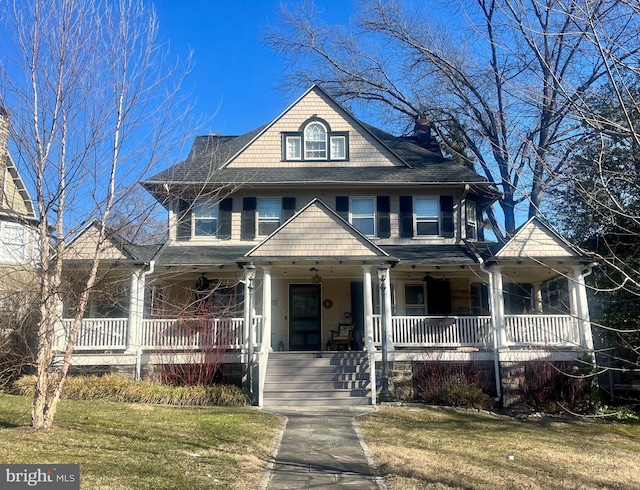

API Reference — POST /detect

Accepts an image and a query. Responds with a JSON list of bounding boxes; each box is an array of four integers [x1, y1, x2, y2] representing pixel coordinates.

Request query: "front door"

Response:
[[289, 284, 321, 350]]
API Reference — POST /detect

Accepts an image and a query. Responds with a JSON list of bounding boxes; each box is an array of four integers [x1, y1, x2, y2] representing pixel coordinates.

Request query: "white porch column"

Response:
[[381, 267, 395, 351], [532, 282, 544, 313], [362, 265, 376, 406], [491, 266, 507, 347], [126, 268, 143, 355], [572, 266, 594, 351], [262, 266, 272, 352]]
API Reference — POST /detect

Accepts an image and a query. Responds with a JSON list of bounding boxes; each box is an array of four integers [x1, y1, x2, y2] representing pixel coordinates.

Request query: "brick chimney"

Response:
[[414, 112, 432, 148]]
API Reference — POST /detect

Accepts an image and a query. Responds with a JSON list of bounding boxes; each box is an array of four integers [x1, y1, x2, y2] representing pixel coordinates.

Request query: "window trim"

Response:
[[404, 283, 426, 316], [414, 197, 440, 236], [304, 121, 328, 160], [192, 200, 220, 238], [285, 135, 302, 160], [256, 198, 282, 237], [330, 135, 347, 160], [350, 196, 376, 237]]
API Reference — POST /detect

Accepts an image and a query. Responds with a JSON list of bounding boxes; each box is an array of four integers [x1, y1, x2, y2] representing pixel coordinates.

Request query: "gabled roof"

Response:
[[246, 198, 389, 261], [487, 217, 590, 261], [64, 221, 161, 263], [142, 85, 499, 204], [1, 151, 36, 221]]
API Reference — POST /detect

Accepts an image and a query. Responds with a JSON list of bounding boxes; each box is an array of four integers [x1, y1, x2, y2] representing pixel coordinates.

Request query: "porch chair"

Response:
[[330, 323, 353, 351]]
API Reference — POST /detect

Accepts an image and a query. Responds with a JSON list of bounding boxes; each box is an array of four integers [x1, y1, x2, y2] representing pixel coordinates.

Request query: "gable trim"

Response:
[[218, 85, 413, 170], [244, 197, 390, 259], [495, 216, 587, 259]]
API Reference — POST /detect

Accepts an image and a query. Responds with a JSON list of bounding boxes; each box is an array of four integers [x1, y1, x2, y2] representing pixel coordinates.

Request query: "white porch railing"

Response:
[[62, 318, 128, 350], [60, 317, 258, 351], [141, 317, 249, 350], [62, 313, 580, 352], [505, 314, 580, 346], [373, 315, 493, 348]]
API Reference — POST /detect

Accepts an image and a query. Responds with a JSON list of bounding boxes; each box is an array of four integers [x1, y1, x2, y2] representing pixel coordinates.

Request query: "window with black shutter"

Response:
[[176, 200, 192, 241], [241, 197, 257, 240], [282, 197, 296, 221], [377, 196, 391, 238], [399, 196, 413, 238], [336, 196, 349, 221], [217, 198, 232, 239], [440, 195, 454, 238]]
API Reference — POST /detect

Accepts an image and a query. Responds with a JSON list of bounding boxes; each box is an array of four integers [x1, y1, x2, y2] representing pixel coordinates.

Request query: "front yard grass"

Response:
[[0, 394, 281, 490], [359, 406, 640, 490]]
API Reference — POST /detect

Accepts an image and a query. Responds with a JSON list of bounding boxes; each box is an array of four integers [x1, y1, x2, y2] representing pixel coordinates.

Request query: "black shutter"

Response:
[[440, 195, 454, 238], [399, 196, 413, 238], [336, 196, 349, 220], [241, 197, 256, 240], [177, 200, 192, 241], [282, 197, 296, 221], [217, 197, 232, 239], [377, 196, 391, 238]]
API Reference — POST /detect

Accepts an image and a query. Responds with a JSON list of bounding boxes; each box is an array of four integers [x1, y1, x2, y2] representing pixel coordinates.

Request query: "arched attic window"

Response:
[[304, 121, 327, 159]]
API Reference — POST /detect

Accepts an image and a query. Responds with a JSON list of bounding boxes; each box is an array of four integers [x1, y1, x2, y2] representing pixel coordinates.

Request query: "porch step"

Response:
[[262, 351, 372, 407]]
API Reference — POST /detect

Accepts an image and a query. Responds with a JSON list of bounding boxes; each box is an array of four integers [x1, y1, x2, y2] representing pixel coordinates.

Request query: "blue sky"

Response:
[[153, 0, 356, 136]]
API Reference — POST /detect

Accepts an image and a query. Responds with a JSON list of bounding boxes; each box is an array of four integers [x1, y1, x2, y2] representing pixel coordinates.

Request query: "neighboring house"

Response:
[[57, 86, 596, 406], [0, 108, 39, 324]]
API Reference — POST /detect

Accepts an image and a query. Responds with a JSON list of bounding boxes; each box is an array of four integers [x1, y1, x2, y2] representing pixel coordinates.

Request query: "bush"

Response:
[[11, 374, 248, 407], [413, 362, 493, 409], [522, 362, 597, 414]]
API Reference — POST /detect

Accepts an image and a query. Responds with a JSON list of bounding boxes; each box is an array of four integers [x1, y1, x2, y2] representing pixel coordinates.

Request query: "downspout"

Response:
[[479, 259, 502, 402], [135, 260, 155, 380]]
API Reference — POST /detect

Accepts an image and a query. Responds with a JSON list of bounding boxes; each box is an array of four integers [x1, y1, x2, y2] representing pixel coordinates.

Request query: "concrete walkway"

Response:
[[260, 407, 385, 490]]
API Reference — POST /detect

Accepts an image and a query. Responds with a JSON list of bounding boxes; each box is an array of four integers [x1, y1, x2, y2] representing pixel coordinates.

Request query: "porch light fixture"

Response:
[[310, 267, 322, 285], [377, 265, 393, 402]]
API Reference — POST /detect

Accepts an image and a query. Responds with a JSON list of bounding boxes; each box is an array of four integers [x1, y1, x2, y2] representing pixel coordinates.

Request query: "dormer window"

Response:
[[304, 122, 327, 159], [282, 117, 349, 162], [286, 136, 301, 160]]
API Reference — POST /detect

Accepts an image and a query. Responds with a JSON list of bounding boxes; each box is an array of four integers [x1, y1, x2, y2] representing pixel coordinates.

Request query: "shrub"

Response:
[[413, 362, 493, 409], [11, 374, 248, 407], [522, 362, 597, 414]]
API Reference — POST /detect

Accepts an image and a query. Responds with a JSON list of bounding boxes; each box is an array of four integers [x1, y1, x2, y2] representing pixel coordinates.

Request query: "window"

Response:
[[405, 284, 425, 316], [304, 122, 327, 159], [257, 198, 281, 236], [330, 136, 346, 159], [415, 198, 439, 236], [282, 118, 349, 162], [3, 224, 27, 262], [466, 200, 477, 240], [351, 198, 375, 236], [193, 200, 219, 237], [286, 136, 301, 160]]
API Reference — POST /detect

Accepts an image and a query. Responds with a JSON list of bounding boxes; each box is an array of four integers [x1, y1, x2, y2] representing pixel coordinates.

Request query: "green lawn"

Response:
[[0, 394, 282, 490], [358, 406, 640, 490]]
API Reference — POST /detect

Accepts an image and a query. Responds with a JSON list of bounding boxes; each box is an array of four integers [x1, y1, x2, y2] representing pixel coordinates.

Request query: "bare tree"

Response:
[[0, 0, 193, 429], [264, 0, 640, 237]]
